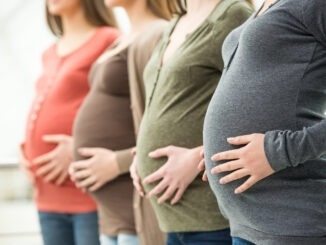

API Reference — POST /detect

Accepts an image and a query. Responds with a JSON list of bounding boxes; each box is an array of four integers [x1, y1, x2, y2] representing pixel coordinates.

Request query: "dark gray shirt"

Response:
[[203, 0, 326, 244]]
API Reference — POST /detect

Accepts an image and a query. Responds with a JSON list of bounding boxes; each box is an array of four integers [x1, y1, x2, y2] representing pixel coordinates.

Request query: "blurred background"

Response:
[[0, 0, 263, 244]]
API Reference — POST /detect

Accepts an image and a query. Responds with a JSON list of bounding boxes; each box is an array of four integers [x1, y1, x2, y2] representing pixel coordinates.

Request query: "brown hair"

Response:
[[167, 0, 187, 16], [147, 0, 178, 20], [46, 0, 117, 37]]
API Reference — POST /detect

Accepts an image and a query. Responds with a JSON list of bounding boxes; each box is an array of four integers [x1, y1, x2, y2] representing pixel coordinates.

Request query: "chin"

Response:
[[47, 0, 80, 15], [104, 0, 128, 8]]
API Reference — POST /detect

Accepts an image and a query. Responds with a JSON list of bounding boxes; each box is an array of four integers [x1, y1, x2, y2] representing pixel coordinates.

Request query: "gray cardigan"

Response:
[[204, 0, 326, 244]]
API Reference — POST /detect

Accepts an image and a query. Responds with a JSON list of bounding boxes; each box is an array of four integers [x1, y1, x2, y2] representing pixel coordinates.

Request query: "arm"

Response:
[[115, 147, 134, 174], [265, 120, 326, 171]]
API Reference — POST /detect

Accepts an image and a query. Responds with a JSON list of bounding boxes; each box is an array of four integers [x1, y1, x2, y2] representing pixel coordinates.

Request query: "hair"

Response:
[[46, 0, 117, 37], [147, 0, 173, 20], [169, 0, 254, 16], [166, 0, 187, 16]]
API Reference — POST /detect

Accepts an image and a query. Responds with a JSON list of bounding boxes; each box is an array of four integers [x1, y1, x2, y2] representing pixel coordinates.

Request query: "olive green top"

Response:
[[136, 0, 253, 232]]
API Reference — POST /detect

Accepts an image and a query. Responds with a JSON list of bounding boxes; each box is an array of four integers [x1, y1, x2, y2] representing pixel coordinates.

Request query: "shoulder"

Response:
[[209, 0, 254, 22], [129, 20, 168, 58], [301, 0, 326, 22], [41, 43, 56, 63], [209, 0, 254, 33], [300, 0, 326, 43], [224, 0, 254, 17], [210, 0, 253, 36], [95, 26, 120, 45], [133, 20, 168, 49]]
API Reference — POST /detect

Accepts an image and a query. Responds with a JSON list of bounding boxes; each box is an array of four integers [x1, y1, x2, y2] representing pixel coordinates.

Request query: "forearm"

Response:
[[264, 120, 326, 171], [115, 147, 134, 174]]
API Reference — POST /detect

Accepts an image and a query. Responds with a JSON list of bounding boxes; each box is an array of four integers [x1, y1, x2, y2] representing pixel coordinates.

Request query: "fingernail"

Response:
[[211, 155, 219, 161], [227, 137, 235, 141], [234, 189, 240, 194], [148, 152, 154, 157]]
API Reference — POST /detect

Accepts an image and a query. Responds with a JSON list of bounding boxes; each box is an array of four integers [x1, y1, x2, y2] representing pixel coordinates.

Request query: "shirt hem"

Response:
[[231, 222, 326, 245], [160, 223, 229, 233]]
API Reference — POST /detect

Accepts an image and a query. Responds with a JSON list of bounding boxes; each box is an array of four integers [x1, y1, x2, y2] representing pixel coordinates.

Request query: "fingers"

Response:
[[131, 148, 136, 156], [78, 148, 101, 157], [202, 171, 208, 182], [43, 134, 70, 144], [147, 179, 168, 198], [227, 134, 253, 146], [44, 166, 62, 183], [200, 149, 204, 159], [211, 160, 242, 174], [171, 187, 185, 205], [88, 182, 104, 192], [130, 158, 145, 197], [235, 176, 257, 194], [220, 169, 249, 184], [133, 177, 145, 197], [33, 151, 55, 165], [148, 146, 171, 159], [211, 149, 241, 162], [71, 169, 91, 181], [198, 159, 205, 171], [76, 176, 97, 189], [36, 161, 56, 176], [55, 171, 69, 186], [143, 168, 164, 185], [70, 160, 90, 172], [157, 185, 177, 204]]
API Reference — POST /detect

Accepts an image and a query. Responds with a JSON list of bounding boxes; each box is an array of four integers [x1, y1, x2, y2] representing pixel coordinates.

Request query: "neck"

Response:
[[124, 0, 159, 35], [61, 8, 96, 37], [186, 0, 220, 16]]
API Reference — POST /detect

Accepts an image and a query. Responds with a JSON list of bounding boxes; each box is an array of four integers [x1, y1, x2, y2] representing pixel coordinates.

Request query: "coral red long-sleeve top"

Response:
[[24, 27, 119, 213]]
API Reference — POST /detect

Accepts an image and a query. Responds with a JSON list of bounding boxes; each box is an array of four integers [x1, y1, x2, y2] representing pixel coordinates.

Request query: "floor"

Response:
[[0, 201, 42, 245]]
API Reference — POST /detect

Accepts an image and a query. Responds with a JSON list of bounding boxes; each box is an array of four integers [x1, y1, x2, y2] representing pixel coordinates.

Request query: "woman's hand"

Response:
[[69, 147, 119, 192], [130, 148, 145, 197], [143, 146, 202, 205], [33, 135, 73, 185], [210, 134, 275, 194], [198, 149, 208, 181]]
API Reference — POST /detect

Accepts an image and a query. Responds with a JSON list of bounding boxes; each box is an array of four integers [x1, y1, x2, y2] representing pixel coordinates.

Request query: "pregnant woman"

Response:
[[69, 0, 175, 244], [135, 0, 253, 244], [204, 0, 326, 244], [20, 0, 118, 244]]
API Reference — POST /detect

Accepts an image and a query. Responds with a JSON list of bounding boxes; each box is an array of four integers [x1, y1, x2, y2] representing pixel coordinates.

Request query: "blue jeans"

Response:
[[38, 211, 100, 245], [167, 229, 231, 245], [232, 237, 255, 245], [100, 234, 139, 245]]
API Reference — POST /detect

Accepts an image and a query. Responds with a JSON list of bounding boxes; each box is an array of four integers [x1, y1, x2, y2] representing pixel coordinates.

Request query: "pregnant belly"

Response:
[[73, 94, 135, 161], [136, 113, 204, 180]]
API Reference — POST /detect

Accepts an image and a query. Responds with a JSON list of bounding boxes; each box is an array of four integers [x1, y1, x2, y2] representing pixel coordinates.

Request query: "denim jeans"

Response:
[[100, 234, 140, 245], [38, 211, 100, 245], [232, 237, 255, 245], [167, 229, 231, 245]]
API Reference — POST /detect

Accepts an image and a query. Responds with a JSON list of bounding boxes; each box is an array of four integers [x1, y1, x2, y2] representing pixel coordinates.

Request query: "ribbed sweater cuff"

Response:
[[115, 148, 133, 174]]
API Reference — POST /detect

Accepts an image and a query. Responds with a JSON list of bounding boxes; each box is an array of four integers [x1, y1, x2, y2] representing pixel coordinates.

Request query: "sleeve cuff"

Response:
[[115, 148, 134, 174], [264, 131, 291, 172]]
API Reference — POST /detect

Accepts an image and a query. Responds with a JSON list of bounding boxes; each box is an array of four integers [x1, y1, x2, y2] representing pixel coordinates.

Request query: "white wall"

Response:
[[0, 1, 263, 164]]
